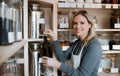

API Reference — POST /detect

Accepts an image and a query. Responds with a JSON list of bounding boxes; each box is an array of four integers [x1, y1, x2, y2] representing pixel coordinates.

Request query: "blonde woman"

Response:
[[43, 10, 102, 76]]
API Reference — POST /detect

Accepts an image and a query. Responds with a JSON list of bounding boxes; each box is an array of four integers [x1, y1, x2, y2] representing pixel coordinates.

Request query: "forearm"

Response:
[[53, 40, 73, 62]]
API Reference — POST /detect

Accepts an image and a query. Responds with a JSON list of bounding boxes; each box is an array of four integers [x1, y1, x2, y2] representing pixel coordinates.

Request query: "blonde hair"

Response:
[[72, 10, 95, 45]]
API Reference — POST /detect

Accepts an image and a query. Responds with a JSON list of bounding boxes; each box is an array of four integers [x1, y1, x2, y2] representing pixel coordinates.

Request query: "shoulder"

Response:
[[85, 37, 102, 53], [87, 37, 101, 47]]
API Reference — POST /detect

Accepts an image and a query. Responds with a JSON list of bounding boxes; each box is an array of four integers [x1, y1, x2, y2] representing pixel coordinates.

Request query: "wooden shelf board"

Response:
[[28, 0, 54, 8], [98, 72, 120, 76], [0, 40, 27, 65], [57, 29, 120, 32], [57, 29, 73, 31], [103, 51, 120, 54], [58, 3, 120, 9], [95, 29, 120, 31], [28, 39, 43, 42]]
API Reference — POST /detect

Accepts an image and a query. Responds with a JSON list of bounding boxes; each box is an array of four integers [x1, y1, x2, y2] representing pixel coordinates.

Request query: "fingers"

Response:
[[42, 56, 48, 66], [43, 29, 52, 35]]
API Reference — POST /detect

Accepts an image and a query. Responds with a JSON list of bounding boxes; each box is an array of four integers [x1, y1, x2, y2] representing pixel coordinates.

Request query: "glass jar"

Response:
[[58, 11, 69, 29], [0, 58, 19, 76], [0, 0, 15, 45], [101, 56, 112, 73], [12, 0, 23, 41]]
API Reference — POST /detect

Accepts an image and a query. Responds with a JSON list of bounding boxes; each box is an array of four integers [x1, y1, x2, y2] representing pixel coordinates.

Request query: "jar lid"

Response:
[[31, 4, 40, 11]]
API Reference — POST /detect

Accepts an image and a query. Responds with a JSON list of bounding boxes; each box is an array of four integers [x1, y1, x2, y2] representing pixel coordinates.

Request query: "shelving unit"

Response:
[[57, 1, 120, 76], [0, 0, 58, 76], [0, 0, 120, 76], [24, 0, 58, 76], [0, 40, 27, 65]]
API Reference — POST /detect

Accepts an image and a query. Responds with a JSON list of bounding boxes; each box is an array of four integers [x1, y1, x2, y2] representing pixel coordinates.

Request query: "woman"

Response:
[[43, 10, 102, 76]]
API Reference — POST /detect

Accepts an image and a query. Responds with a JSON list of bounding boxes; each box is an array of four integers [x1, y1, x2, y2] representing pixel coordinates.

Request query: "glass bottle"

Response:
[[92, 15, 99, 29], [111, 0, 118, 4], [41, 35, 53, 58], [41, 36, 53, 76], [112, 34, 120, 50]]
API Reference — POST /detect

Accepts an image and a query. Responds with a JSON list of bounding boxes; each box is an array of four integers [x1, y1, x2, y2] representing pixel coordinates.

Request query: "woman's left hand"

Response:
[[42, 56, 61, 69]]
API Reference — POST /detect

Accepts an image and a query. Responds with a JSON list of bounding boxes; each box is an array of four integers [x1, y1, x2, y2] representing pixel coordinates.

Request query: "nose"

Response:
[[76, 23, 81, 28]]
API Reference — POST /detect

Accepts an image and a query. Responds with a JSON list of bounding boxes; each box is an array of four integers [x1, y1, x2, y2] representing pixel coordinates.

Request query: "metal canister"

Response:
[[29, 4, 45, 39], [31, 51, 39, 76], [29, 42, 43, 76]]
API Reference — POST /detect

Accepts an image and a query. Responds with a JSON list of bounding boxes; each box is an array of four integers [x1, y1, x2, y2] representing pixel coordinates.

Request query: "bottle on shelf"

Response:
[[112, 34, 120, 50], [0, 0, 15, 45], [111, 0, 118, 4], [91, 15, 99, 29], [41, 35, 54, 76], [109, 38, 115, 50], [110, 17, 115, 29], [102, 0, 111, 4]]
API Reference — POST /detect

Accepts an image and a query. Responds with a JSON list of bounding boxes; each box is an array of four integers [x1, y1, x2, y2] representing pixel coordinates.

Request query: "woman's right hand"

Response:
[[42, 56, 61, 69], [43, 29, 57, 41]]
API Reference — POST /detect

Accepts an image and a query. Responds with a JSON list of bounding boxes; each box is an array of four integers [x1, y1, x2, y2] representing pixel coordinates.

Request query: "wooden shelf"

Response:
[[58, 3, 120, 9], [28, 39, 43, 42], [57, 29, 73, 31], [0, 40, 27, 65], [103, 50, 120, 54], [57, 29, 120, 32], [98, 72, 120, 76], [95, 29, 120, 31], [28, 0, 56, 8]]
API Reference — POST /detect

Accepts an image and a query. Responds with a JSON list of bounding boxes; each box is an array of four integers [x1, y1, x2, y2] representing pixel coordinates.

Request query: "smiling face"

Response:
[[73, 15, 91, 40]]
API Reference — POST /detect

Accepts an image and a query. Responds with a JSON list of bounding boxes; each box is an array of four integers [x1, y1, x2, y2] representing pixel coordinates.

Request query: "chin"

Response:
[[76, 34, 81, 37]]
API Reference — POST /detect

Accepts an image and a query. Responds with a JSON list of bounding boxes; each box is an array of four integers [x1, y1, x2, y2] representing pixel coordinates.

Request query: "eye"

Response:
[[80, 21, 84, 25], [73, 22, 77, 25]]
